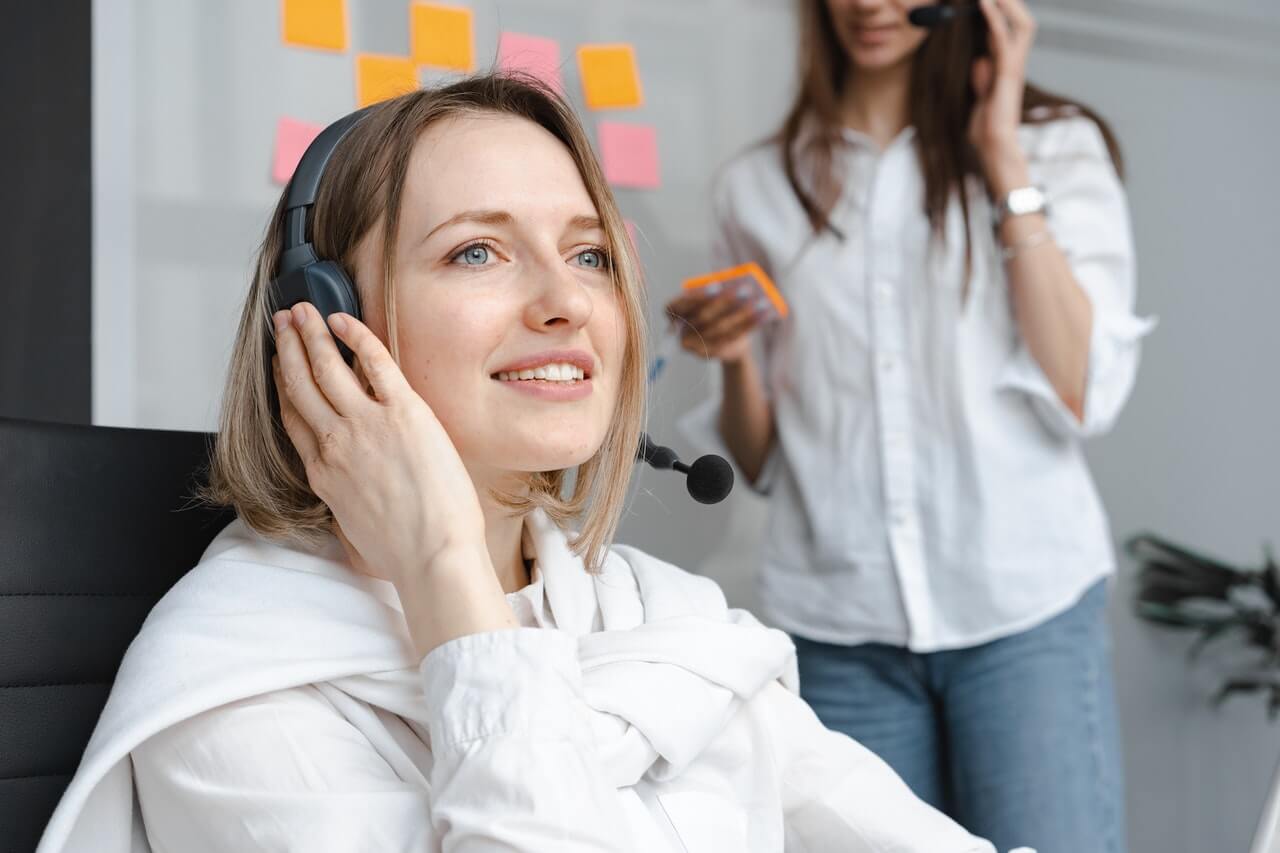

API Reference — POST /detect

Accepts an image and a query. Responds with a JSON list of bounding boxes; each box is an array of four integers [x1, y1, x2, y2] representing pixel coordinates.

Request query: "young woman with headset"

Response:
[[36, 75, 1004, 853], [669, 1, 1154, 851]]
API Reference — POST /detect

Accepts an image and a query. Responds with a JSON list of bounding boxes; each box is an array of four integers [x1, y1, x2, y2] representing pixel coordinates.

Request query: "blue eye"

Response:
[[574, 248, 609, 270], [456, 244, 490, 266]]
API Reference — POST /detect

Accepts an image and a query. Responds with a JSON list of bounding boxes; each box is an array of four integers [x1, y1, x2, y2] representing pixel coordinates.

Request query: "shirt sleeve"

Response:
[[131, 629, 634, 853], [675, 165, 781, 495], [994, 116, 1157, 441], [756, 683, 999, 853], [421, 628, 634, 852], [131, 684, 436, 852]]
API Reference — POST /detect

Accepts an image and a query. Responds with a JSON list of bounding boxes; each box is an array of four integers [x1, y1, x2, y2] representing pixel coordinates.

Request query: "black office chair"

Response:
[[0, 417, 235, 852]]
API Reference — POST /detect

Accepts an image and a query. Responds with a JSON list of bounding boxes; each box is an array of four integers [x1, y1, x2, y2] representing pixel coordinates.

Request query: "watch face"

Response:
[[1008, 187, 1046, 216]]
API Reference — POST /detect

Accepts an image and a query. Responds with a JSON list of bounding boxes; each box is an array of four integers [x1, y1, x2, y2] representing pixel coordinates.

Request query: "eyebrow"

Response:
[[422, 210, 605, 243]]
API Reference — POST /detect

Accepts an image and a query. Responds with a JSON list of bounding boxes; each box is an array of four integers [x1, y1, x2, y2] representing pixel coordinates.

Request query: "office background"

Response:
[[4, 1, 1279, 850]]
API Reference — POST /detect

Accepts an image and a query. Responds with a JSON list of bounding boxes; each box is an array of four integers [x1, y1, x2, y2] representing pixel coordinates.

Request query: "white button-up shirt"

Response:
[[681, 115, 1155, 652]]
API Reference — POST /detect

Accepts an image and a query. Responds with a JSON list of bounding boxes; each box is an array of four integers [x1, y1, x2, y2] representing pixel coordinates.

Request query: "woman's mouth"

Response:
[[495, 362, 587, 383], [851, 23, 898, 46], [490, 357, 594, 401]]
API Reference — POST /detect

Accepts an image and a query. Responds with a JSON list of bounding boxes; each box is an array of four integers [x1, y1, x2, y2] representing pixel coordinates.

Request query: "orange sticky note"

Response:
[[577, 44, 643, 110], [281, 0, 347, 52], [272, 117, 325, 185], [410, 3, 475, 72], [598, 121, 659, 189], [683, 262, 788, 318], [356, 54, 418, 107], [498, 32, 562, 93]]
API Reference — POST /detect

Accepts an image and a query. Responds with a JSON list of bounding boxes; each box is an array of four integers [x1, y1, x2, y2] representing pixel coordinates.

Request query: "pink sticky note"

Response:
[[272, 117, 325, 184], [498, 32, 562, 93], [598, 122, 660, 189]]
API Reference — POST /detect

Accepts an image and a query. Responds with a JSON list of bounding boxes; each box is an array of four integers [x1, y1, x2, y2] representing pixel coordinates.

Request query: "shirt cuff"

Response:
[[420, 628, 587, 750], [996, 309, 1157, 440]]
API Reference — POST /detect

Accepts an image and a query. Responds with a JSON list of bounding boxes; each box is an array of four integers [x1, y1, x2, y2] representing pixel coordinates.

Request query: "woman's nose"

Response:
[[523, 259, 594, 331]]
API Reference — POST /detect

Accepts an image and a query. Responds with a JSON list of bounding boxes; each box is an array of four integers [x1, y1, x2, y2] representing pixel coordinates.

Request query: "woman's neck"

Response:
[[481, 500, 530, 595], [469, 467, 533, 595], [840, 61, 913, 151]]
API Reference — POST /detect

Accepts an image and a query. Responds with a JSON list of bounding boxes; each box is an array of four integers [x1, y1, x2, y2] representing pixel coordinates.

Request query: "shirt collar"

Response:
[[793, 112, 917, 154]]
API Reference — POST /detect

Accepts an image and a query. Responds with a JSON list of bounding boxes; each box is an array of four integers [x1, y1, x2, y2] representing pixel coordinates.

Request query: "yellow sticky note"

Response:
[[281, 0, 347, 52], [356, 55, 418, 107], [410, 3, 475, 72], [577, 44, 643, 110]]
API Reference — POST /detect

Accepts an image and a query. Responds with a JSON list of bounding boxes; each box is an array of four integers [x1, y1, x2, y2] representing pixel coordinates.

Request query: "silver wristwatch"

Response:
[[994, 185, 1049, 225]]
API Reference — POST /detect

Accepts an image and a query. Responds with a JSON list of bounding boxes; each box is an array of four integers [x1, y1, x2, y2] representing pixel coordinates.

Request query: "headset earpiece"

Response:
[[265, 106, 374, 369]]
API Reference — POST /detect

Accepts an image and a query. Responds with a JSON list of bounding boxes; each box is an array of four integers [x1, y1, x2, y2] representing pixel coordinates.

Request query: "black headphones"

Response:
[[267, 107, 373, 368]]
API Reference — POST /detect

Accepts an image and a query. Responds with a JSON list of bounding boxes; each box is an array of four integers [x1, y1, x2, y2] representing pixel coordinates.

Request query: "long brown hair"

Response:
[[200, 74, 648, 571], [779, 0, 1123, 251]]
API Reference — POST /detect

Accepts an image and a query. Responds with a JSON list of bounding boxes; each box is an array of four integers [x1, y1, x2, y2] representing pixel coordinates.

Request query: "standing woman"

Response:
[[668, 1, 1154, 852]]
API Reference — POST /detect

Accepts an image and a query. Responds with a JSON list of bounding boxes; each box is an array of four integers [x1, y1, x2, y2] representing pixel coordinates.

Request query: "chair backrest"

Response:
[[0, 417, 234, 852]]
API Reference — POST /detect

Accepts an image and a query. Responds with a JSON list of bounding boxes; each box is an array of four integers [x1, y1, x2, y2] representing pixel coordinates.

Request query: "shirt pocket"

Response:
[[657, 790, 750, 853]]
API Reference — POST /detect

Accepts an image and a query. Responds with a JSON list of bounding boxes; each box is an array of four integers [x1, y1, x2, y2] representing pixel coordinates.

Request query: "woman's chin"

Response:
[[488, 442, 600, 476]]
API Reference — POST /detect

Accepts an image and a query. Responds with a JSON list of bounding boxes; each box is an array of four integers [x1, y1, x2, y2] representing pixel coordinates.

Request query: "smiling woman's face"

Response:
[[351, 112, 625, 482]]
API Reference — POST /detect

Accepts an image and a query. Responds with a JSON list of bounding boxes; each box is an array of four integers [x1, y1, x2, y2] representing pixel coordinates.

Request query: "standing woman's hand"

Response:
[[665, 285, 768, 365], [968, 0, 1037, 197], [271, 302, 488, 591]]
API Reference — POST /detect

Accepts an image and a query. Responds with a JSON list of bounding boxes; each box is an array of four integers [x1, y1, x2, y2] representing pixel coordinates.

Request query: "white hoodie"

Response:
[[36, 509, 996, 853]]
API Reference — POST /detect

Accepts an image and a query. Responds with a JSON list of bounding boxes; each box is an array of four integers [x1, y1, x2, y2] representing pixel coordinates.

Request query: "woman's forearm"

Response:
[[989, 154, 1093, 422], [395, 543, 520, 659], [718, 351, 775, 485], [1000, 210, 1093, 421]]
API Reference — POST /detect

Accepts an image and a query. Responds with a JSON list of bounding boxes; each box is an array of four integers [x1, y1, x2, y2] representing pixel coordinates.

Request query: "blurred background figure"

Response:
[[668, 0, 1149, 849]]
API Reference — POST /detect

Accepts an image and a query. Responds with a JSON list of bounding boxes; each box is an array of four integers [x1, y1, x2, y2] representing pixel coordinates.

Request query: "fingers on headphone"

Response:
[[291, 304, 365, 414], [272, 356, 320, 463], [326, 312, 409, 403], [275, 309, 342, 434]]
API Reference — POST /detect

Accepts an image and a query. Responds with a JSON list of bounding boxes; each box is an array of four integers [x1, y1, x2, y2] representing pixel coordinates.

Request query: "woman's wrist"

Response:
[[981, 138, 1032, 199], [396, 542, 518, 658], [720, 346, 757, 373]]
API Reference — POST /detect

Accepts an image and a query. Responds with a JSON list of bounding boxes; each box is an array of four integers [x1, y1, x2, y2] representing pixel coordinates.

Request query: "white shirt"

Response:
[[680, 114, 1156, 652], [37, 510, 999, 853]]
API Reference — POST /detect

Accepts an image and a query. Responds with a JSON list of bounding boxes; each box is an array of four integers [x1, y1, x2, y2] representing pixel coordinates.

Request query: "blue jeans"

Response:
[[793, 580, 1126, 853]]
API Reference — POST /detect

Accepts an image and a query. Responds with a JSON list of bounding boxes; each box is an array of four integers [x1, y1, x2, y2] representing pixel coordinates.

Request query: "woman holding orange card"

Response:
[[666, 1, 1153, 851]]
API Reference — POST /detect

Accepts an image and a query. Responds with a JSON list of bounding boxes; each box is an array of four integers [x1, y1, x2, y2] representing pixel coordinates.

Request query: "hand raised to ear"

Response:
[[271, 303, 486, 590]]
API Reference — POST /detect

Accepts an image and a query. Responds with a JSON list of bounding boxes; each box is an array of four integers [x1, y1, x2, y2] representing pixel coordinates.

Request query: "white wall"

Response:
[[93, 1, 1280, 849]]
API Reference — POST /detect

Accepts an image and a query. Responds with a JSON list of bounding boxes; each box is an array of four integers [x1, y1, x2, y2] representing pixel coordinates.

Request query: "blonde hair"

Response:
[[200, 74, 647, 570]]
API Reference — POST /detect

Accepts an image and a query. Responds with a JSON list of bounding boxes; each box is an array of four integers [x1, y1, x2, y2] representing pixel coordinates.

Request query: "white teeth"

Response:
[[497, 362, 587, 383]]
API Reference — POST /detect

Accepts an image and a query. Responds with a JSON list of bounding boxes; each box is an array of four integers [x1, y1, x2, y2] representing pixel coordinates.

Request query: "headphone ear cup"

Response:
[[302, 261, 362, 366]]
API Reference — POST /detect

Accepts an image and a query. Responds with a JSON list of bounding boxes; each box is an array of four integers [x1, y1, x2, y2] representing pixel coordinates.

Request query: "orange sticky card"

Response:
[[498, 32, 562, 93], [598, 122, 659, 189], [683, 262, 788, 319], [356, 54, 418, 107], [410, 3, 475, 72], [272, 117, 325, 185], [281, 0, 347, 52], [577, 44, 643, 110]]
